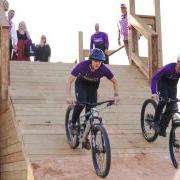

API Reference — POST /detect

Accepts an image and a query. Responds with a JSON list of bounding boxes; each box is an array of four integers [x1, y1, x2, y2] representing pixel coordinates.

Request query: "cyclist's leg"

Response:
[[82, 86, 97, 149], [161, 84, 177, 124], [85, 86, 98, 119], [159, 83, 177, 136], [153, 80, 168, 123], [71, 80, 87, 125]]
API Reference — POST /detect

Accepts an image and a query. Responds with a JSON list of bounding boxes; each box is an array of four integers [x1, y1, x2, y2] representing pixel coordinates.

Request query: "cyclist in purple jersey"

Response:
[[66, 48, 119, 148], [151, 58, 180, 137]]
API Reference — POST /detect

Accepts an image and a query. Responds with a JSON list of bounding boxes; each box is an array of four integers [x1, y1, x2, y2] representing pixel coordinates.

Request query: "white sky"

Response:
[[9, 0, 180, 97]]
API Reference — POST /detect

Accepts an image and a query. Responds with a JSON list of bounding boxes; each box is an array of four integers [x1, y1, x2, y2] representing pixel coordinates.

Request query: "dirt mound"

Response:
[[32, 153, 177, 180]]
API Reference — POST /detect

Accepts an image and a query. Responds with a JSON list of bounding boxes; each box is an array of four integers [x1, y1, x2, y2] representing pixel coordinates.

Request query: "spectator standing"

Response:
[[2, 0, 9, 11], [13, 21, 31, 61], [118, 3, 129, 58], [8, 9, 17, 60], [90, 23, 109, 64], [35, 35, 51, 62]]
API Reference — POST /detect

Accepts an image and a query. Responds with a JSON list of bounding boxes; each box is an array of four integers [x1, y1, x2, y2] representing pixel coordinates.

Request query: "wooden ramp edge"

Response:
[[3, 62, 174, 180], [0, 98, 34, 180]]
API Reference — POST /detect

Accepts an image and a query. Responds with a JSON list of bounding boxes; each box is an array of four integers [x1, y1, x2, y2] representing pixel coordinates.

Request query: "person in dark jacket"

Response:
[[151, 58, 180, 137], [35, 35, 51, 62]]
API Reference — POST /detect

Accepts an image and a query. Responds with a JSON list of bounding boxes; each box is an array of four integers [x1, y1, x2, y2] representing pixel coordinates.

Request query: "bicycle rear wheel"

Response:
[[141, 99, 158, 142], [65, 105, 79, 149], [169, 121, 180, 168], [91, 124, 111, 178]]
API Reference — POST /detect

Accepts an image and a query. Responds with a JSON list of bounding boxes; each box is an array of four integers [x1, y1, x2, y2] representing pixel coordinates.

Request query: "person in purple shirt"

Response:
[[151, 59, 180, 136], [118, 3, 129, 58], [90, 23, 109, 64], [66, 48, 119, 149]]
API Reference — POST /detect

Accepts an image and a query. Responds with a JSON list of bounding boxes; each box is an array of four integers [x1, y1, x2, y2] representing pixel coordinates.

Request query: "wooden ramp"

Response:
[[4, 61, 176, 180]]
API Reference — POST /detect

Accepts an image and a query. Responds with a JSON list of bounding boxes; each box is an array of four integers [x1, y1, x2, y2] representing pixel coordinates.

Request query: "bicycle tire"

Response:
[[141, 99, 158, 142], [91, 124, 111, 178], [169, 122, 180, 168], [65, 105, 79, 149]]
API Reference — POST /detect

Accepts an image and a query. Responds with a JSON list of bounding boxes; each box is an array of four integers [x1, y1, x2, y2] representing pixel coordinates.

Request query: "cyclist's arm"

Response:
[[151, 64, 170, 94], [110, 77, 119, 104], [66, 74, 76, 103]]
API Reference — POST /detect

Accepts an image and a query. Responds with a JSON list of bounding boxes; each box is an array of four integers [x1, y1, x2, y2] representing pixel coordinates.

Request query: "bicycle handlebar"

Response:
[[159, 97, 180, 103], [76, 100, 114, 107]]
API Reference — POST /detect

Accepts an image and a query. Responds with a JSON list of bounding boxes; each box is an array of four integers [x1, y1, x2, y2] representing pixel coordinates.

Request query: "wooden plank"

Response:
[[0, 170, 27, 180], [0, 161, 27, 172], [129, 14, 158, 39], [0, 151, 25, 164], [78, 31, 84, 61], [138, 15, 155, 25], [1, 142, 23, 156], [0, 27, 9, 112], [129, 0, 135, 15], [148, 35, 158, 79], [153, 0, 163, 68], [131, 52, 149, 78], [0, 2, 9, 26]]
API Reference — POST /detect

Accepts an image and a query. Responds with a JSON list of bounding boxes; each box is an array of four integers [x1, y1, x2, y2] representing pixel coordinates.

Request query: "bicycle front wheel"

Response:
[[91, 124, 111, 178], [169, 121, 180, 168], [141, 99, 158, 142], [65, 105, 79, 149]]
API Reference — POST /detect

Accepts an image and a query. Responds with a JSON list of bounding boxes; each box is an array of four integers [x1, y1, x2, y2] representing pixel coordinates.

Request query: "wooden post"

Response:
[[0, 4, 9, 113], [153, 0, 163, 68], [0, 27, 9, 113], [148, 35, 158, 79], [78, 31, 84, 62], [128, 0, 136, 64], [129, 0, 135, 15]]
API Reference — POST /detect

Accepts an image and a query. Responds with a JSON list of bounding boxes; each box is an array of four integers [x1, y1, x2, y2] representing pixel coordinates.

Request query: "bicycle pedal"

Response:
[[82, 141, 91, 150], [174, 140, 180, 148]]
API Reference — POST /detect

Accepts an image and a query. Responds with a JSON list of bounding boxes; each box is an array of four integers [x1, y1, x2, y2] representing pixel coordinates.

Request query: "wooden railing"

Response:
[[78, 31, 124, 61], [128, 0, 162, 80], [0, 2, 9, 113]]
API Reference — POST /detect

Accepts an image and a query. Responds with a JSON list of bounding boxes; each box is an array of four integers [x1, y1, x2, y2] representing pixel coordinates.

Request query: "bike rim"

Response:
[[66, 107, 78, 145], [143, 103, 157, 139], [171, 127, 180, 167], [93, 130, 107, 173]]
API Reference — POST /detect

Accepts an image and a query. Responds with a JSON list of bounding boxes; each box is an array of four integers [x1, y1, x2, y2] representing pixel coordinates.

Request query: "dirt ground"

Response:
[[32, 153, 179, 180]]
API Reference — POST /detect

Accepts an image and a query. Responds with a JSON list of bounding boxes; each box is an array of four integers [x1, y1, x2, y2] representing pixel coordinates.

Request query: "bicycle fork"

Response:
[[80, 121, 91, 143]]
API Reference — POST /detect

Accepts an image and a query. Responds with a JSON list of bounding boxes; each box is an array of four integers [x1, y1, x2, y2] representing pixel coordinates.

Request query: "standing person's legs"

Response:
[[104, 54, 109, 64], [123, 40, 129, 58]]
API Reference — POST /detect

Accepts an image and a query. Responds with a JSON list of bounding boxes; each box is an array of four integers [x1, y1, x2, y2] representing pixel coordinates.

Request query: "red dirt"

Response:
[[32, 153, 178, 180]]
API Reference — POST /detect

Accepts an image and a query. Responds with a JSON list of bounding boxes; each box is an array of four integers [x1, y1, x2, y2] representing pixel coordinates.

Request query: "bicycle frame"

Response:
[[77, 101, 113, 144], [78, 107, 102, 143]]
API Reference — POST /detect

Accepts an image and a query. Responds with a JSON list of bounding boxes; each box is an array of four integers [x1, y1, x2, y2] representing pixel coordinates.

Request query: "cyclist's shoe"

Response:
[[158, 127, 167, 137], [70, 123, 77, 135], [151, 121, 160, 133], [174, 139, 180, 148], [82, 139, 91, 150]]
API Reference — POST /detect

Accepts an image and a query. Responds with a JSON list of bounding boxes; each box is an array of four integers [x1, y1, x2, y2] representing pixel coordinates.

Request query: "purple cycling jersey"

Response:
[[90, 32, 109, 52], [151, 63, 180, 94], [71, 60, 114, 83]]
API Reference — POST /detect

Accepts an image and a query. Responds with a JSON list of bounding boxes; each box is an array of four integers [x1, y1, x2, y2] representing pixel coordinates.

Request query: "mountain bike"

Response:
[[141, 97, 180, 168], [65, 100, 114, 178]]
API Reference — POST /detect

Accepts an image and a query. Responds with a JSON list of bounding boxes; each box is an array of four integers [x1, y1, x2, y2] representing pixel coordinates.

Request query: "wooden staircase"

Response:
[[1, 61, 173, 179]]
